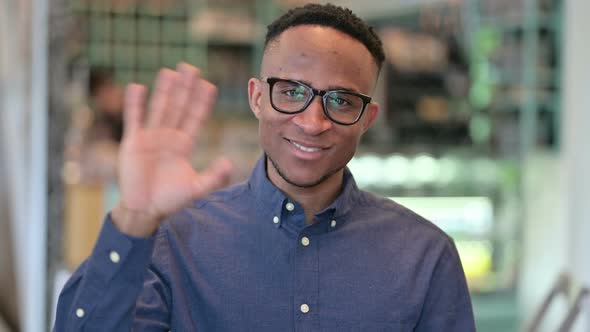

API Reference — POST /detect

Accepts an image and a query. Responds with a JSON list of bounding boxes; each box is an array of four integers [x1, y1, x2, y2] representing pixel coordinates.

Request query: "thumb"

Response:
[[192, 157, 233, 198]]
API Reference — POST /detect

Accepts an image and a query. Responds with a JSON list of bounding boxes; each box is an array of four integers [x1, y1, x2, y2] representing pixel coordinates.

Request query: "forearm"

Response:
[[54, 216, 157, 331]]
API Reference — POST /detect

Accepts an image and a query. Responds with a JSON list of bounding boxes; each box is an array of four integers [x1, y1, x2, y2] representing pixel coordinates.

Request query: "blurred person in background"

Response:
[[80, 67, 124, 183], [54, 4, 475, 331], [60, 67, 126, 271], [87, 67, 124, 145]]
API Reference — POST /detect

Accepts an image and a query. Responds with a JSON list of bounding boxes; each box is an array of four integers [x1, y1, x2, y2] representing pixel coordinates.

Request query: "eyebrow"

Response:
[[295, 78, 358, 93]]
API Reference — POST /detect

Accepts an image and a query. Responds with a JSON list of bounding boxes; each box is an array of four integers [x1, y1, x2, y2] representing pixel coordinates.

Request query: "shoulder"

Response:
[[354, 190, 455, 251], [157, 181, 251, 235], [193, 180, 251, 209], [351, 191, 465, 287]]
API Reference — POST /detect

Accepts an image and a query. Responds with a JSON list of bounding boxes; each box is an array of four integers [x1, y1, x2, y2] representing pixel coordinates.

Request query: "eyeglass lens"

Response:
[[271, 80, 364, 124]]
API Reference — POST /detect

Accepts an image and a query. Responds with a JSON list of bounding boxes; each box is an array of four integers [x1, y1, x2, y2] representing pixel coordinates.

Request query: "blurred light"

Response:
[[469, 113, 492, 144], [351, 154, 499, 189], [463, 200, 493, 232], [471, 158, 498, 186], [382, 154, 409, 187], [474, 26, 501, 56], [456, 240, 493, 280], [475, 60, 492, 83], [349, 154, 382, 188], [469, 81, 493, 109], [411, 154, 439, 184], [437, 156, 459, 185], [391, 196, 493, 235]]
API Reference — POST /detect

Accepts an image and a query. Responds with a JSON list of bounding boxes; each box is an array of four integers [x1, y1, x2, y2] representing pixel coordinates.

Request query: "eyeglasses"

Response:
[[263, 77, 372, 125]]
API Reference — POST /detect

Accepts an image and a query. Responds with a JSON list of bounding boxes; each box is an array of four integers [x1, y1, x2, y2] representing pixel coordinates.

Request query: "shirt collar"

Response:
[[248, 155, 361, 227]]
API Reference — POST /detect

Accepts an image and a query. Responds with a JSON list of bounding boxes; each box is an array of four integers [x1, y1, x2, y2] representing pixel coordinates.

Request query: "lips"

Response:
[[286, 138, 329, 153], [291, 141, 322, 152]]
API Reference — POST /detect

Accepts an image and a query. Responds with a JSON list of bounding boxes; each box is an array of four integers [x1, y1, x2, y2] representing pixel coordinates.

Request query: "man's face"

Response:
[[95, 81, 124, 115], [248, 25, 380, 189]]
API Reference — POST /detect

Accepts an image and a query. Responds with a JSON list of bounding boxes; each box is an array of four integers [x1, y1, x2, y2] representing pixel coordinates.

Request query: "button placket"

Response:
[[294, 229, 318, 330]]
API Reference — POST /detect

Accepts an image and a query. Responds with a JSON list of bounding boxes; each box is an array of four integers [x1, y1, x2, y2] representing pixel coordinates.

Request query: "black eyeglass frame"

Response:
[[263, 77, 372, 126]]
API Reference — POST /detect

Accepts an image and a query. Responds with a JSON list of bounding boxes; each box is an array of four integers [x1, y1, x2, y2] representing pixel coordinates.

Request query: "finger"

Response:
[[147, 68, 177, 128], [123, 83, 147, 137], [192, 157, 233, 198], [181, 79, 218, 139], [164, 63, 199, 128]]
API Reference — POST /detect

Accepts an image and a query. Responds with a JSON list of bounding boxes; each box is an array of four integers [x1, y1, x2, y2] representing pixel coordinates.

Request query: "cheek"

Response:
[[336, 127, 363, 147], [257, 120, 270, 147], [334, 129, 364, 162], [257, 112, 284, 147]]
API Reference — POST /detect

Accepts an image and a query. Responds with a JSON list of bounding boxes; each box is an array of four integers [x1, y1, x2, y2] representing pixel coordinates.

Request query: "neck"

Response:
[[266, 158, 343, 224]]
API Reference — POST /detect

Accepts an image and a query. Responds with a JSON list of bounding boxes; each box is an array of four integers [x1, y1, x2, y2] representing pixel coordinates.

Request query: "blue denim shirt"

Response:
[[55, 156, 475, 331]]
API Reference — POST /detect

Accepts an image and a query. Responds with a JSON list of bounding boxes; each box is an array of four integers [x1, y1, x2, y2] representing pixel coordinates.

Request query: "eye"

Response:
[[327, 95, 352, 107], [281, 87, 307, 100]]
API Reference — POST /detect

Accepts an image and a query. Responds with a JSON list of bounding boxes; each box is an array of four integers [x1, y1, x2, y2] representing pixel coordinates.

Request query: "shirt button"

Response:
[[285, 202, 295, 211], [76, 308, 85, 318], [330, 219, 337, 228], [273, 216, 280, 224], [301, 236, 310, 246], [109, 251, 120, 263], [300, 303, 310, 313]]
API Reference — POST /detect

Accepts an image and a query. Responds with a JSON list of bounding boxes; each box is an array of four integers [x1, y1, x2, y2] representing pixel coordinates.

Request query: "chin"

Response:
[[270, 155, 340, 189], [284, 174, 327, 188]]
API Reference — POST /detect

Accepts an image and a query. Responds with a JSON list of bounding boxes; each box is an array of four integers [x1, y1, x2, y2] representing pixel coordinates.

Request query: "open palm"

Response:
[[115, 64, 232, 235]]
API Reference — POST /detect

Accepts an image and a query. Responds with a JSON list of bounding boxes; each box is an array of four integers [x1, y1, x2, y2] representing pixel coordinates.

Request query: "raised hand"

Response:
[[112, 63, 232, 237]]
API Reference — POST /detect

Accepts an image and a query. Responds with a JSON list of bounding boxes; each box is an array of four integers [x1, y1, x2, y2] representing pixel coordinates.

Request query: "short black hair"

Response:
[[265, 3, 385, 70]]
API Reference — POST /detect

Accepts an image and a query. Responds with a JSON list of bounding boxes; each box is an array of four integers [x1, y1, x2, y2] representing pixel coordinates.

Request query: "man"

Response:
[[55, 4, 475, 331], [87, 67, 125, 144], [77, 67, 125, 184]]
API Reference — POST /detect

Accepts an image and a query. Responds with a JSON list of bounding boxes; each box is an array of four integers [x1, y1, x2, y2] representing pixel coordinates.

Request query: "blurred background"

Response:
[[1, 0, 589, 331]]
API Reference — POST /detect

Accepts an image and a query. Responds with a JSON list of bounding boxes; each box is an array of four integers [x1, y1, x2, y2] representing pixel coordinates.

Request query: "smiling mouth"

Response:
[[287, 139, 327, 153]]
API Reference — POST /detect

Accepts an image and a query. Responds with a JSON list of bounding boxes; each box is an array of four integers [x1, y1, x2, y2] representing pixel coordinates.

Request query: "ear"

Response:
[[248, 78, 263, 119], [360, 102, 380, 134]]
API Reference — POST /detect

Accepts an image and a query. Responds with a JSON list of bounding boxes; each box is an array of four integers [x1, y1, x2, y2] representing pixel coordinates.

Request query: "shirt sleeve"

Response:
[[413, 239, 476, 332], [53, 215, 171, 331]]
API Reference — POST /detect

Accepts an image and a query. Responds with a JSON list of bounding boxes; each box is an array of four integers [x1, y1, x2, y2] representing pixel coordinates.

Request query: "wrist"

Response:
[[111, 202, 162, 238]]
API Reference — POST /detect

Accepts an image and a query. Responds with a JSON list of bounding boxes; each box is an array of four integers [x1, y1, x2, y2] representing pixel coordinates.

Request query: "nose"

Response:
[[291, 95, 332, 135]]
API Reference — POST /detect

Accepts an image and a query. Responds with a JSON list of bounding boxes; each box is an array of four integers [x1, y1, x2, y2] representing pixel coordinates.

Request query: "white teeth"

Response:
[[291, 141, 322, 152]]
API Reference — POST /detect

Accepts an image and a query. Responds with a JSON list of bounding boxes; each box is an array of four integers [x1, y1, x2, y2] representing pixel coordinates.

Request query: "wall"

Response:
[[520, 0, 590, 330], [562, 0, 590, 329], [0, 0, 49, 331], [0, 142, 18, 331]]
